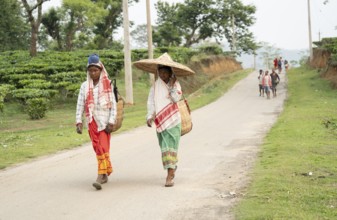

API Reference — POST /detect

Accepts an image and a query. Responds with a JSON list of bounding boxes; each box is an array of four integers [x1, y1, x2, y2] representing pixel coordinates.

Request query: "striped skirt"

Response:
[[156, 123, 181, 169]]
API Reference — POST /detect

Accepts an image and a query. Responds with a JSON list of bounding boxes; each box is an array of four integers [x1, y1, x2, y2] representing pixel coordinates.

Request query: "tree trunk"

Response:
[[66, 33, 73, 51], [21, 0, 48, 57], [30, 24, 38, 57]]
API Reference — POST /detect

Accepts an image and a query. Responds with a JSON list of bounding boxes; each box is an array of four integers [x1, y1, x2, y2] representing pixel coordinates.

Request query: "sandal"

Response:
[[92, 182, 102, 190], [165, 176, 174, 187]]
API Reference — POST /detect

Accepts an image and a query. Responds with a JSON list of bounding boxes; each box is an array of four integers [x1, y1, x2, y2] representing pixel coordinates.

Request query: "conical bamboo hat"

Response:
[[133, 53, 195, 76]]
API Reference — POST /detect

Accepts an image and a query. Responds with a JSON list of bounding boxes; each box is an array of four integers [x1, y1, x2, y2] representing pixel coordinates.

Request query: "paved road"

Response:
[[0, 71, 287, 220]]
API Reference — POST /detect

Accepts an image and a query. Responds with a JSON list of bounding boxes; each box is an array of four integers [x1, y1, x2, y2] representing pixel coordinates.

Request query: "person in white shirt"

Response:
[[147, 65, 182, 187], [76, 54, 117, 190]]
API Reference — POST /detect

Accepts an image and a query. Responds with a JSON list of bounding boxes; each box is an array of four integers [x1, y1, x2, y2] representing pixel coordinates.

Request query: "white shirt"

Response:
[[76, 82, 117, 131]]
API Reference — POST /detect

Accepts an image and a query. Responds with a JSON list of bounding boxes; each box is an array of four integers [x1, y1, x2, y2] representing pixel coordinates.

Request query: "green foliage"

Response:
[[313, 37, 337, 66], [11, 89, 57, 104], [258, 42, 281, 69], [0, 0, 30, 51], [197, 44, 224, 55], [155, 0, 217, 47], [0, 84, 14, 112], [215, 0, 257, 55], [25, 98, 49, 120], [49, 71, 85, 99], [41, 7, 63, 50], [18, 79, 52, 89], [153, 0, 256, 54]]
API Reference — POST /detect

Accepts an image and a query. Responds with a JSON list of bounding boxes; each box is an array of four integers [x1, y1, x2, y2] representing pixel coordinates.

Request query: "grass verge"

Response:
[[235, 66, 337, 219], [0, 69, 251, 169]]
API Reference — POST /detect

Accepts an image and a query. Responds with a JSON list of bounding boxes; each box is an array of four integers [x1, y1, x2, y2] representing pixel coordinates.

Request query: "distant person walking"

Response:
[[262, 70, 272, 99], [273, 57, 278, 70], [270, 69, 280, 97], [278, 57, 283, 74], [258, 69, 264, 97], [76, 54, 117, 190], [284, 59, 289, 72]]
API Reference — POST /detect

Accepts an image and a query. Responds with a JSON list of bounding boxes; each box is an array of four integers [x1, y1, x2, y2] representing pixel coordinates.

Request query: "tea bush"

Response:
[[25, 98, 49, 120]]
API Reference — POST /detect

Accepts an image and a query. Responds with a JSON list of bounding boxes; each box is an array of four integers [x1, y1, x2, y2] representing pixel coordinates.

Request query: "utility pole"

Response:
[[307, 0, 313, 62], [253, 52, 256, 70], [123, 0, 133, 104], [146, 0, 155, 83]]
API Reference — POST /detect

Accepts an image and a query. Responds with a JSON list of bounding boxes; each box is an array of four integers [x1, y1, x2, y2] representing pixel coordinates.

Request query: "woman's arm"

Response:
[[169, 81, 182, 103], [75, 83, 86, 125]]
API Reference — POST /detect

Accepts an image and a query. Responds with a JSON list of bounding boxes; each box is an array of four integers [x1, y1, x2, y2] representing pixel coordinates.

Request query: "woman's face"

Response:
[[88, 66, 101, 81], [158, 68, 172, 83]]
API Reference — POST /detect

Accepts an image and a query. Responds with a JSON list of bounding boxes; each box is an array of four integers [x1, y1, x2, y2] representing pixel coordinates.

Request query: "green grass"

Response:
[[0, 69, 250, 169], [188, 69, 250, 109], [235, 66, 337, 220]]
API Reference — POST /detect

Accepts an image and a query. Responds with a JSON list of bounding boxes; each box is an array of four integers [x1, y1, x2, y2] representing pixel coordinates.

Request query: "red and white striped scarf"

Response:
[[154, 78, 181, 132]]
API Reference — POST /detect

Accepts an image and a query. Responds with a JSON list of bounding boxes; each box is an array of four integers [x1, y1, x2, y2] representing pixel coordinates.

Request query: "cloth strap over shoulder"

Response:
[[111, 79, 119, 103]]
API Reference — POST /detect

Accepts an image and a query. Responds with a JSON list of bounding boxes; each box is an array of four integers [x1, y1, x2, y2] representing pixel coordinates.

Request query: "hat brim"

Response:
[[133, 59, 195, 76]]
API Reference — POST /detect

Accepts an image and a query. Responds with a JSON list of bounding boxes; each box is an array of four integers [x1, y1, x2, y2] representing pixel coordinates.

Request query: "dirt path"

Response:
[[0, 71, 287, 220]]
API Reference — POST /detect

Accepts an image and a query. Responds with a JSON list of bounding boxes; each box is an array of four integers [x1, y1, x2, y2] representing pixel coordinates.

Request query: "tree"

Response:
[[130, 24, 148, 48], [153, 1, 183, 47], [61, 0, 106, 51], [154, 0, 218, 47], [258, 42, 280, 69], [0, 0, 30, 51], [215, 0, 257, 55], [92, 0, 139, 49], [41, 7, 63, 50], [21, 0, 50, 56], [153, 23, 182, 47], [178, 0, 218, 47]]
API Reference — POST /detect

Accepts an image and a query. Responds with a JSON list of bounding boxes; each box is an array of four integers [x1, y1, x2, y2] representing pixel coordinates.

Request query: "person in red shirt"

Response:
[[273, 58, 278, 70]]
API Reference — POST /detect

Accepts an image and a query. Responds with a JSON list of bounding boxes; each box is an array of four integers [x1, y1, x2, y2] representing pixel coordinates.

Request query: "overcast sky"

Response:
[[45, 0, 337, 51]]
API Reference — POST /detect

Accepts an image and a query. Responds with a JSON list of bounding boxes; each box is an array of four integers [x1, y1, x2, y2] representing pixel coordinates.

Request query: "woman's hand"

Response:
[[105, 123, 114, 133], [76, 123, 83, 134], [169, 74, 176, 87], [147, 119, 153, 127]]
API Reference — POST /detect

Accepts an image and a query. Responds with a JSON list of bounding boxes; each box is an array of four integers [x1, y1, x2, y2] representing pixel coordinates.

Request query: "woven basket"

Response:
[[177, 99, 192, 136], [111, 96, 125, 132]]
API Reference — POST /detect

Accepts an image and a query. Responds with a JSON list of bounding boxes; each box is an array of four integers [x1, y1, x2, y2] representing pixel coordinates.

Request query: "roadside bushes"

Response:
[[0, 84, 14, 112], [25, 98, 49, 120]]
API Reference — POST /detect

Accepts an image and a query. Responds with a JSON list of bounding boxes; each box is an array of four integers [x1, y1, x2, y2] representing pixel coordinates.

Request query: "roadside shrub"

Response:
[[11, 88, 57, 104], [0, 84, 14, 112], [26, 98, 49, 120], [198, 44, 223, 55]]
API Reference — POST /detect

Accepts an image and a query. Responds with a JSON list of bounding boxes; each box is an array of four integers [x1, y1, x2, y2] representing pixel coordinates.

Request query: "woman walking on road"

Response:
[[75, 54, 117, 190], [133, 53, 194, 187]]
